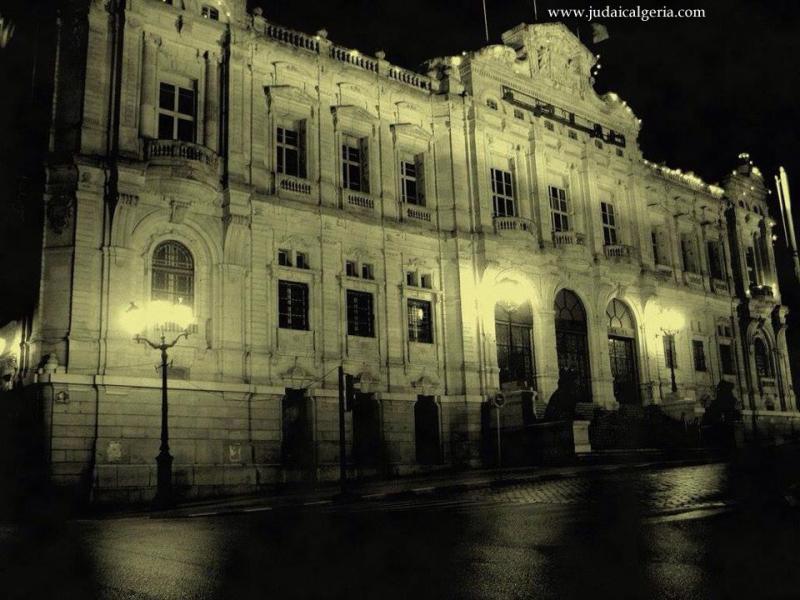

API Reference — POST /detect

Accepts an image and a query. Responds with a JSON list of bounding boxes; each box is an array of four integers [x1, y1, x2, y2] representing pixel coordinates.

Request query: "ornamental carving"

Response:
[[46, 193, 74, 234]]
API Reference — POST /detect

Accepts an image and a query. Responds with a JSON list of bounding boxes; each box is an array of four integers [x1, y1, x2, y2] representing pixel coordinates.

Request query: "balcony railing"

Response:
[[405, 204, 432, 222], [494, 216, 535, 236], [711, 277, 729, 294], [145, 139, 218, 169], [346, 192, 374, 210], [603, 244, 635, 260], [683, 271, 704, 288], [552, 230, 585, 247], [655, 263, 674, 278], [278, 175, 312, 195]]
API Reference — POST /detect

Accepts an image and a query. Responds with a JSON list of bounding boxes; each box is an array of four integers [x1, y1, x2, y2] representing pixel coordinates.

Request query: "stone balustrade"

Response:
[[145, 139, 218, 169], [494, 216, 535, 236], [552, 230, 585, 247]]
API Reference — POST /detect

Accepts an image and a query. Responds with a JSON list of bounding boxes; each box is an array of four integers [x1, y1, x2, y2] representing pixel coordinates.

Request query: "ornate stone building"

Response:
[[5, 0, 796, 502]]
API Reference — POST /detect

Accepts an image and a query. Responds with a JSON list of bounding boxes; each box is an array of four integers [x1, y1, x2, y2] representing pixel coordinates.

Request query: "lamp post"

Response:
[[122, 300, 194, 509], [657, 307, 684, 395]]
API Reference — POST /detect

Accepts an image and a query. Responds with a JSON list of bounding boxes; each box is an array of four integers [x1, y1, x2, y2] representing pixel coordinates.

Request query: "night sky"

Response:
[[1, 0, 799, 315]]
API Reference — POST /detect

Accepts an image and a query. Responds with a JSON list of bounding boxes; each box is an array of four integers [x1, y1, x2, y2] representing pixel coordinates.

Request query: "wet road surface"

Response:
[[2, 460, 799, 599]]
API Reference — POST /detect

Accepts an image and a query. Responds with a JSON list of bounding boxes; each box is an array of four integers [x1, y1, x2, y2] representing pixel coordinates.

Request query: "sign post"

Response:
[[337, 365, 346, 493], [492, 393, 505, 468]]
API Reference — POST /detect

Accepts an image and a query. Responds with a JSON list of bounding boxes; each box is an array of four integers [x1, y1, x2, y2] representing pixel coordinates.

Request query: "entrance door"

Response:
[[352, 393, 382, 468], [608, 336, 640, 404], [414, 396, 442, 465], [282, 389, 314, 468]]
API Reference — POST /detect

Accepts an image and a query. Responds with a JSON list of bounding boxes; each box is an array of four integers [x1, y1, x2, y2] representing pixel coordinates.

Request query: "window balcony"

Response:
[[277, 174, 312, 196], [711, 277, 729, 295], [403, 203, 433, 224], [603, 244, 636, 261], [145, 139, 219, 186], [146, 139, 218, 169], [655, 263, 674, 279], [493, 216, 535, 238], [343, 190, 375, 212], [552, 230, 585, 247], [683, 271, 704, 288]]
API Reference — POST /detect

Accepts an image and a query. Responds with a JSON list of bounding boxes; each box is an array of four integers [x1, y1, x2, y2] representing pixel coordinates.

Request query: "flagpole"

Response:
[[533, 0, 538, 21], [482, 0, 489, 41]]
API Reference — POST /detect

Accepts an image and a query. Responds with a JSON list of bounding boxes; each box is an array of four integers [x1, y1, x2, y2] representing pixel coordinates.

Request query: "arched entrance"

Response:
[[554, 289, 591, 402], [606, 299, 640, 405], [494, 301, 534, 389], [414, 396, 442, 465]]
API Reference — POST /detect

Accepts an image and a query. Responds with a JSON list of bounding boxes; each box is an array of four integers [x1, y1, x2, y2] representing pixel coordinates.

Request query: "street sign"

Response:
[[493, 392, 506, 408]]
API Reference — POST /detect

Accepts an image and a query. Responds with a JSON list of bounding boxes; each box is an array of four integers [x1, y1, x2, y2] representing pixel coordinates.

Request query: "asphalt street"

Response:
[[2, 459, 799, 599]]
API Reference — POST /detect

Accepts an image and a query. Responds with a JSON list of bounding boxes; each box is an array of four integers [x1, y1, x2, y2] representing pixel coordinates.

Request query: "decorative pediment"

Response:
[[411, 374, 440, 393], [265, 84, 317, 117], [331, 104, 378, 133], [390, 123, 432, 152], [280, 361, 315, 384]]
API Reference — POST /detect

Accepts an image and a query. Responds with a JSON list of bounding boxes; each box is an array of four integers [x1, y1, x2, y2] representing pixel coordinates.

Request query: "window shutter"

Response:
[[359, 137, 370, 193], [298, 120, 307, 179], [415, 154, 425, 206]]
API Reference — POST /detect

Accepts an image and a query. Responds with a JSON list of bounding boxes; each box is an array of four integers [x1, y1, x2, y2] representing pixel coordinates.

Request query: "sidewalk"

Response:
[[128, 447, 728, 520]]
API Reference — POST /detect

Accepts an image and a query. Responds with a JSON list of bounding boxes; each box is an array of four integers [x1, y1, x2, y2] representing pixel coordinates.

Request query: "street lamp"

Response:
[[656, 307, 684, 394], [122, 300, 194, 508]]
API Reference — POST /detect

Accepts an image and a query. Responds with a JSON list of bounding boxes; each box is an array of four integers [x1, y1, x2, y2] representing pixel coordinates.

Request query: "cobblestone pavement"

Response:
[[333, 463, 731, 514]]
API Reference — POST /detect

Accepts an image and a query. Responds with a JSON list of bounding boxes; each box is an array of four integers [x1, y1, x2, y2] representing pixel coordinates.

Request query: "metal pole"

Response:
[[495, 406, 502, 468], [338, 365, 346, 493], [481, 0, 489, 41], [154, 337, 173, 508]]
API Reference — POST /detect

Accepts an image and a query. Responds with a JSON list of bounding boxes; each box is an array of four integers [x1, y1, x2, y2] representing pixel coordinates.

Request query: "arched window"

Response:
[[554, 290, 591, 401], [152, 241, 194, 306], [606, 299, 635, 334], [754, 338, 772, 378], [495, 301, 534, 388]]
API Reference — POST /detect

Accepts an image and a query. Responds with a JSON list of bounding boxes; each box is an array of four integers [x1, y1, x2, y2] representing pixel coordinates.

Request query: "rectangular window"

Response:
[[490, 168, 515, 217], [549, 186, 570, 233], [278, 281, 309, 330], [296, 252, 309, 269], [651, 230, 661, 264], [276, 124, 306, 178], [745, 247, 758, 286], [707, 241, 724, 279], [406, 271, 418, 287], [692, 340, 707, 372], [342, 137, 368, 192], [345, 260, 358, 277], [513, 109, 525, 120], [420, 274, 432, 289], [278, 249, 291, 267], [601, 202, 617, 246], [158, 82, 195, 142], [408, 299, 433, 343], [719, 343, 735, 375], [347, 290, 374, 337], [680, 234, 698, 273], [400, 156, 425, 206], [201, 5, 219, 19], [568, 130, 578, 140], [663, 335, 676, 369], [361, 263, 374, 280]]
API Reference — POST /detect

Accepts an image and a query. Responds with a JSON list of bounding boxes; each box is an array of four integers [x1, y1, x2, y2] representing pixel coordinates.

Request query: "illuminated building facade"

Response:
[[4, 0, 796, 502]]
